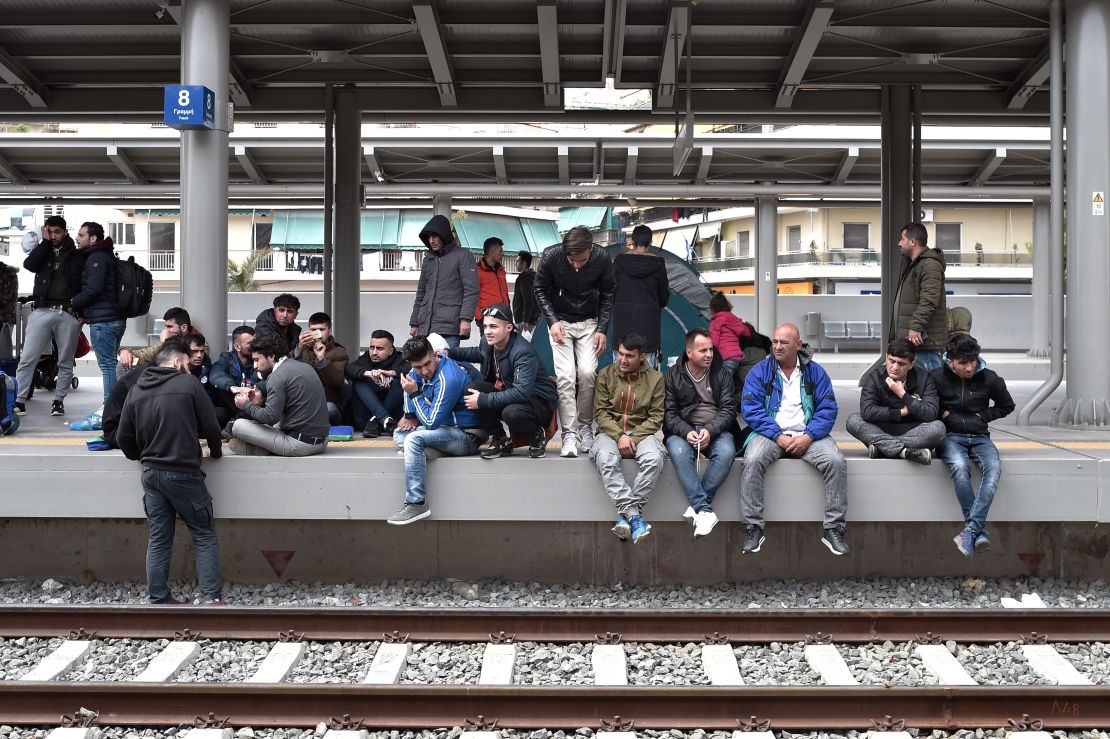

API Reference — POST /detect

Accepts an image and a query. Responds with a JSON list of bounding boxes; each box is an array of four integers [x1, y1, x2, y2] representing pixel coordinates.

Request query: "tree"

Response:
[[227, 249, 271, 292]]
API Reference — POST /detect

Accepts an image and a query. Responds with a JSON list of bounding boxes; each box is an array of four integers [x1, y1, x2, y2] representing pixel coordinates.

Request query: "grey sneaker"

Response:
[[821, 526, 850, 556], [578, 424, 595, 453], [742, 524, 765, 554], [387, 502, 431, 525], [228, 437, 269, 456], [904, 448, 932, 465], [560, 432, 579, 458]]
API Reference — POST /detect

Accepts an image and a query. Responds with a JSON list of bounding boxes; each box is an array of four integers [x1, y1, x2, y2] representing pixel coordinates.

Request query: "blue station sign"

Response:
[[163, 85, 215, 130]]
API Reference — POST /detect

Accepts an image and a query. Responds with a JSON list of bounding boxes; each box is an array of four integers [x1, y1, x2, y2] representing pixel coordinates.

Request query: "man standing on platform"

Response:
[[511, 251, 540, 334], [891, 222, 947, 372], [409, 214, 478, 351]]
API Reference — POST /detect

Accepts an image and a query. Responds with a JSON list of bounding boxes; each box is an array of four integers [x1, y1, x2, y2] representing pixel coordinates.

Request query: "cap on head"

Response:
[[426, 333, 449, 353]]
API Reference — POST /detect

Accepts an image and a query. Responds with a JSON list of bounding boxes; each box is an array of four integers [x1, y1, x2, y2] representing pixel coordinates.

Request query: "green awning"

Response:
[[132, 208, 271, 217], [558, 206, 609, 234], [522, 219, 560, 252], [454, 213, 528, 252]]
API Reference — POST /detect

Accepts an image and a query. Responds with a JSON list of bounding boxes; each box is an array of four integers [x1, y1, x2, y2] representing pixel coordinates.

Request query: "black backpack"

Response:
[[740, 321, 772, 352], [116, 256, 153, 319]]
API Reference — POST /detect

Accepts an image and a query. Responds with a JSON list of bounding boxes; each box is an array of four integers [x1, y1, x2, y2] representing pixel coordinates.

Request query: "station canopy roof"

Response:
[[0, 0, 1056, 124]]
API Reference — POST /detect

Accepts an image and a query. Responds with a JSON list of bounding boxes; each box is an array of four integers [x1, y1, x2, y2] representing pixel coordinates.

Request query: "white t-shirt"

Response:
[[774, 360, 807, 435]]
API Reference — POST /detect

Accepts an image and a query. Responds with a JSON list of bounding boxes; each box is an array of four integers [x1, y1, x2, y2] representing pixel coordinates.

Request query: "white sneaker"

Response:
[[578, 425, 595, 453], [682, 506, 697, 529], [560, 433, 579, 458], [694, 510, 719, 537]]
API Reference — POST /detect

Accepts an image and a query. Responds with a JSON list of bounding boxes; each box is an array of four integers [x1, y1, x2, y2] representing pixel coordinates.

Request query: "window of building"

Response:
[[738, 230, 750, 257], [253, 222, 272, 251], [843, 223, 869, 250], [934, 222, 962, 250], [787, 225, 801, 252], [148, 222, 176, 252], [109, 222, 136, 245]]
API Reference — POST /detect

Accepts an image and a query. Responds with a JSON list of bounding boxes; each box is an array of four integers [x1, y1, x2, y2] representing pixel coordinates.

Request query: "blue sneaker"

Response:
[[629, 515, 652, 544], [611, 516, 631, 541], [974, 531, 991, 553], [953, 529, 975, 558]]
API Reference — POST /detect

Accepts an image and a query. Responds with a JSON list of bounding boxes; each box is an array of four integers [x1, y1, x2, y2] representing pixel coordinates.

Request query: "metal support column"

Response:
[[912, 85, 923, 220], [1019, 0, 1066, 425], [1059, 0, 1110, 424], [179, 0, 229, 346], [332, 85, 361, 354], [1028, 198, 1051, 357], [755, 194, 778, 335], [432, 194, 452, 220], [323, 84, 334, 316], [879, 85, 913, 346]]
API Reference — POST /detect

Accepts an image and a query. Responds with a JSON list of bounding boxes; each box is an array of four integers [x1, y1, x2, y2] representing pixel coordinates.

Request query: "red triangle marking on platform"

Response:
[[1017, 552, 1044, 575], [261, 550, 296, 577]]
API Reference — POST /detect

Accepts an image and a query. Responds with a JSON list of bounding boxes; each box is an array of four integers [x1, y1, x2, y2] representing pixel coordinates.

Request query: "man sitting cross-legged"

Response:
[[387, 335, 486, 526], [591, 332, 666, 543], [346, 329, 410, 438], [846, 337, 946, 464]]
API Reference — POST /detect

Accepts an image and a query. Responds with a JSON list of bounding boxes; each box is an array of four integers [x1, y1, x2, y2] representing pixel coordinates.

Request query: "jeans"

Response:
[[937, 433, 1001, 537], [90, 319, 126, 402], [351, 377, 404, 427], [741, 433, 848, 529], [591, 433, 665, 518], [665, 432, 736, 513], [141, 466, 221, 602], [394, 425, 479, 504], [15, 307, 80, 402], [551, 319, 599, 436], [845, 414, 947, 458], [230, 418, 328, 457], [914, 349, 943, 373]]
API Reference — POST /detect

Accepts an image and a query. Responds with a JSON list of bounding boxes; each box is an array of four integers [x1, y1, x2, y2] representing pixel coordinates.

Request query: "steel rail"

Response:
[[0, 606, 1107, 643], [2, 683, 1109, 729]]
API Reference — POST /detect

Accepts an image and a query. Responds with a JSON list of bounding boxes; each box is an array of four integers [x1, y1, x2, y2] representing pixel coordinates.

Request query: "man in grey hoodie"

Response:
[[408, 215, 479, 351]]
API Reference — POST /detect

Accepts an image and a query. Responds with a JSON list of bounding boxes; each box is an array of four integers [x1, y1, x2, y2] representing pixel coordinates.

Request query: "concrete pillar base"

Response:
[[1052, 398, 1110, 427]]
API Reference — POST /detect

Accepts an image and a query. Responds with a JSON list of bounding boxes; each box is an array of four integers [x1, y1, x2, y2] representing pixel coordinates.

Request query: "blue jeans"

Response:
[[914, 349, 943, 373], [352, 377, 404, 427], [937, 433, 1001, 537], [90, 319, 126, 402], [141, 466, 221, 602], [394, 425, 479, 504], [665, 432, 736, 512]]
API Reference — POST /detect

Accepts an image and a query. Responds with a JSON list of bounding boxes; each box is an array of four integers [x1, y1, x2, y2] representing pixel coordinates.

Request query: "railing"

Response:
[[254, 251, 274, 271], [148, 251, 175, 271], [379, 250, 425, 271], [948, 250, 1031, 266], [693, 248, 1032, 273]]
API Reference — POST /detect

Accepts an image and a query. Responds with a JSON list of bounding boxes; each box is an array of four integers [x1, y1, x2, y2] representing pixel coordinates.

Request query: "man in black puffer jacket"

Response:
[[611, 224, 669, 368], [533, 225, 616, 457], [71, 222, 125, 403], [930, 333, 1015, 558]]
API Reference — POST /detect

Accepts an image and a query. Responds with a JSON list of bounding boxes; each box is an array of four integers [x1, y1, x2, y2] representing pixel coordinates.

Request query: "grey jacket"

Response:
[[242, 356, 331, 438], [408, 215, 479, 336]]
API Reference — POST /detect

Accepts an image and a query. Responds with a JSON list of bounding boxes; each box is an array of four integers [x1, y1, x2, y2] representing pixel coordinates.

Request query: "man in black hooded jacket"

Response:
[[408, 214, 478, 351], [612, 224, 669, 368]]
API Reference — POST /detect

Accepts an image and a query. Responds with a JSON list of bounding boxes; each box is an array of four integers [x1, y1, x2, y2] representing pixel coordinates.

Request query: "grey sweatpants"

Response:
[[589, 433, 665, 518], [845, 414, 946, 458], [741, 433, 848, 529], [15, 307, 80, 402]]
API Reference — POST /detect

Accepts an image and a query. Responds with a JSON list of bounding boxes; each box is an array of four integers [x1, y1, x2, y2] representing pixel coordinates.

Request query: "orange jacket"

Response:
[[475, 258, 510, 320]]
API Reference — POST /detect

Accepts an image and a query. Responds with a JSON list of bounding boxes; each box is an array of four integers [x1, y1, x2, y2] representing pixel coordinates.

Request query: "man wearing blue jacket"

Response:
[[387, 335, 484, 525], [740, 322, 849, 556], [451, 303, 558, 459]]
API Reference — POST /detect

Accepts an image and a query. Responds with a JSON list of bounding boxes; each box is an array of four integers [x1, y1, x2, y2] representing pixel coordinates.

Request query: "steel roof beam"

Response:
[[537, 0, 561, 108], [229, 62, 253, 109], [492, 145, 507, 184], [970, 147, 1006, 186], [234, 145, 267, 185], [0, 43, 48, 109], [624, 146, 638, 185], [601, 0, 628, 83], [1007, 46, 1050, 110], [106, 145, 146, 185], [775, 0, 834, 109], [656, 1, 690, 111], [832, 146, 859, 186], [363, 146, 386, 183], [413, 0, 457, 107], [0, 154, 27, 185], [694, 146, 713, 185]]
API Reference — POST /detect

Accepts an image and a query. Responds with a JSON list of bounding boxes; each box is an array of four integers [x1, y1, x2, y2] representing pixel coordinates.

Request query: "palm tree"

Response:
[[227, 249, 271, 292]]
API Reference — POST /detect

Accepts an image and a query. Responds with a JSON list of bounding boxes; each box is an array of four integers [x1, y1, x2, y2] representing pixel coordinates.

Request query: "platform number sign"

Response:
[[163, 85, 215, 130], [1094, 192, 1105, 216]]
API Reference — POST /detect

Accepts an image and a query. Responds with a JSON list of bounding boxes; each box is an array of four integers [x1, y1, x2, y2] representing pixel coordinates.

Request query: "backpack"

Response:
[[740, 321, 772, 352], [0, 370, 18, 435], [115, 255, 153, 319]]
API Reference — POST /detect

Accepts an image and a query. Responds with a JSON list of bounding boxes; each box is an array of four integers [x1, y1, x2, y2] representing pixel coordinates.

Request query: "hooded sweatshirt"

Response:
[[891, 247, 948, 350], [409, 215, 479, 336], [611, 252, 669, 353], [930, 358, 1015, 436], [116, 366, 223, 471], [255, 307, 301, 353]]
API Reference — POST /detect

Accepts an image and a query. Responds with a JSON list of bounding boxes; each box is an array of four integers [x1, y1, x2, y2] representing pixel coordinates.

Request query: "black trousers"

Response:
[[468, 381, 553, 437]]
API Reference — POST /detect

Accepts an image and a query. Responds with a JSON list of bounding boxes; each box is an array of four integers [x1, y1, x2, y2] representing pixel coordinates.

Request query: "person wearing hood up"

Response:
[[930, 332, 1015, 558], [409, 214, 478, 352], [611, 225, 669, 368], [71, 221, 125, 403], [891, 221, 947, 373], [115, 338, 225, 605], [740, 323, 849, 556]]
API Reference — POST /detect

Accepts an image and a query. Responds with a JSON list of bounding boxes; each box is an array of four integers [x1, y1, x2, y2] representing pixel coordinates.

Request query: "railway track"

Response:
[[1, 605, 1108, 731]]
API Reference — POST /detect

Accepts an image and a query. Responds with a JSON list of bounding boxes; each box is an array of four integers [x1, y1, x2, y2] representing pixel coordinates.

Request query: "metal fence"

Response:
[[692, 248, 1030, 273], [148, 251, 175, 271]]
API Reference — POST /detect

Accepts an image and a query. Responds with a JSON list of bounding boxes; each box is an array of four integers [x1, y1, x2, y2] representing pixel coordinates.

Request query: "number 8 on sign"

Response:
[[178, 89, 190, 107]]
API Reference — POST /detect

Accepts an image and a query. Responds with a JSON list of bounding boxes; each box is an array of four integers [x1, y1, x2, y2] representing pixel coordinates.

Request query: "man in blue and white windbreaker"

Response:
[[739, 322, 849, 557], [386, 334, 483, 525]]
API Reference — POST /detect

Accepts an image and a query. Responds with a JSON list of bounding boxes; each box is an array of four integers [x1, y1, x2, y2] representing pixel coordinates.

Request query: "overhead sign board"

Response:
[[163, 85, 215, 130]]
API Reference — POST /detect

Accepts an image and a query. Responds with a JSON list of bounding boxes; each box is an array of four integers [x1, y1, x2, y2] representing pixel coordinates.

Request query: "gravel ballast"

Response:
[[59, 638, 168, 682], [734, 642, 821, 685]]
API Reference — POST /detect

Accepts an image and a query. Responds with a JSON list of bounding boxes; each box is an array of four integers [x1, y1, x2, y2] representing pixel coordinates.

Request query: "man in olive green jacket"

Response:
[[589, 332, 666, 543], [891, 222, 947, 372]]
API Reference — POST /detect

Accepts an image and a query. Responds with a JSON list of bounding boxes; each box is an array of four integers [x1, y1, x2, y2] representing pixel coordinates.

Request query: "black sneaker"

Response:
[[821, 526, 850, 556], [904, 448, 931, 465], [528, 427, 547, 458], [480, 435, 514, 459], [742, 524, 765, 554], [13, 401, 26, 415], [363, 417, 383, 438], [867, 444, 880, 459], [382, 417, 397, 434], [50, 400, 64, 416]]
